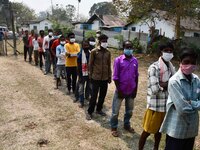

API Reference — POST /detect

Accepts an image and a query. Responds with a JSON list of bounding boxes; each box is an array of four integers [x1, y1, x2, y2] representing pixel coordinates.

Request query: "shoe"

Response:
[[78, 103, 84, 108], [124, 126, 135, 134], [67, 91, 71, 95], [111, 128, 119, 137], [96, 111, 106, 116], [73, 99, 78, 103], [86, 113, 92, 120], [44, 72, 48, 75], [40, 67, 42, 70]]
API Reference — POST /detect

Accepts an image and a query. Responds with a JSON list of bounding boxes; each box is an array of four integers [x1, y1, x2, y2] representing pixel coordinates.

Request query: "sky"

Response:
[[10, 0, 112, 17]]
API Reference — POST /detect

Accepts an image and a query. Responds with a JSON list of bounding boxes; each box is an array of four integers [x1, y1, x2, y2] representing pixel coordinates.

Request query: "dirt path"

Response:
[[0, 55, 199, 150]]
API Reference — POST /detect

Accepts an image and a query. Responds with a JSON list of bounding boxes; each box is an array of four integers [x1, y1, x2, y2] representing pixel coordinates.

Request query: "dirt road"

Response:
[[0, 55, 199, 150]]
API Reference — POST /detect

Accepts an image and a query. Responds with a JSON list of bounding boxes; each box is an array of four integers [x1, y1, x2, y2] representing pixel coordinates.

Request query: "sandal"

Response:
[[124, 126, 135, 134], [111, 130, 119, 137]]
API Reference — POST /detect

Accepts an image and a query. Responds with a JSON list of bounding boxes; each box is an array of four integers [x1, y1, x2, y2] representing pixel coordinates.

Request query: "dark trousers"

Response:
[[34, 50, 39, 65], [66, 67, 77, 92], [165, 135, 195, 150], [29, 47, 33, 62], [45, 50, 51, 73], [39, 51, 45, 68], [88, 80, 108, 114], [24, 45, 29, 61], [52, 56, 57, 77]]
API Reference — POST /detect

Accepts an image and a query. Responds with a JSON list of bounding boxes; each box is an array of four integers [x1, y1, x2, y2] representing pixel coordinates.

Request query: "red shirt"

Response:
[[37, 36, 44, 52]]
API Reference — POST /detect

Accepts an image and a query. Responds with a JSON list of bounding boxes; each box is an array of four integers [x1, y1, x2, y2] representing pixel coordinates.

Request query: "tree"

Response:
[[11, 2, 36, 25], [48, 4, 76, 23], [114, 0, 200, 39], [89, 2, 118, 16]]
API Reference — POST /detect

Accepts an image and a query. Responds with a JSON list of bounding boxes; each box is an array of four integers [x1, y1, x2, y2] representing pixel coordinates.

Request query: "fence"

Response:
[[73, 29, 148, 53]]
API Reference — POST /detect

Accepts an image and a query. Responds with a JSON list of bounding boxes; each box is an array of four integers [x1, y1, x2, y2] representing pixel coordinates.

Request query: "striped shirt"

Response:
[[160, 69, 200, 139]]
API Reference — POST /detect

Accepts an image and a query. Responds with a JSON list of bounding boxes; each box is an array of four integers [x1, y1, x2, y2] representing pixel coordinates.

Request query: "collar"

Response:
[[122, 54, 134, 60], [178, 69, 198, 81]]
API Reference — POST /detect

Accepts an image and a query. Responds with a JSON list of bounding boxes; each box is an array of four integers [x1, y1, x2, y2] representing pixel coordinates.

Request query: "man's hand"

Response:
[[108, 77, 112, 84], [159, 81, 168, 91]]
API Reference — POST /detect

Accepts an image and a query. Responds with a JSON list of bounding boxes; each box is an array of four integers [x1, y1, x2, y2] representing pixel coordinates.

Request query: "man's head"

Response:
[[60, 35, 66, 45], [48, 29, 53, 37], [25, 30, 28, 36], [82, 40, 90, 51], [68, 32, 75, 44], [123, 40, 133, 57], [39, 30, 44, 37], [34, 33, 38, 39], [96, 30, 101, 38], [31, 30, 34, 36], [159, 42, 174, 62], [99, 34, 108, 49], [179, 48, 198, 75], [88, 36, 95, 47]]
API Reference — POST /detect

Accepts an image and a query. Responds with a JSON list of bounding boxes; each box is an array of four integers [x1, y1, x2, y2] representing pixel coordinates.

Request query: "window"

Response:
[[131, 27, 136, 31], [194, 32, 200, 37], [33, 26, 37, 30], [45, 26, 48, 30]]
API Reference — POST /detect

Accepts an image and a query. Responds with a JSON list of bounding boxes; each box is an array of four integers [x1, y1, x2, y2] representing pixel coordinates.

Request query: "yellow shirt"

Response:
[[65, 43, 80, 67]]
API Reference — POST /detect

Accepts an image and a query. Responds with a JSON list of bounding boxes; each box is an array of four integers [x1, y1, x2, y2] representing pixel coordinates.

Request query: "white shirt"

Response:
[[56, 45, 66, 65], [42, 35, 54, 52], [32, 39, 39, 51]]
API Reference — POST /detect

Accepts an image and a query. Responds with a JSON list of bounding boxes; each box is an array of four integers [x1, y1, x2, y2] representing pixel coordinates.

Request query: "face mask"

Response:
[[180, 64, 196, 75], [70, 38, 75, 43], [101, 42, 108, 49], [162, 52, 174, 62], [89, 41, 96, 46], [96, 34, 100, 37], [49, 32, 53, 36], [124, 49, 133, 56], [60, 41, 66, 45]]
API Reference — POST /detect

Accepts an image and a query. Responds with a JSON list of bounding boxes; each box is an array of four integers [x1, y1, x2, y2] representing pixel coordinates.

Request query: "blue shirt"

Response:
[[160, 69, 200, 139]]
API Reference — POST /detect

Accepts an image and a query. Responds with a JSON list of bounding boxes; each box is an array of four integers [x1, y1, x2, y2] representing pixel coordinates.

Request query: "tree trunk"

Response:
[[175, 13, 181, 39]]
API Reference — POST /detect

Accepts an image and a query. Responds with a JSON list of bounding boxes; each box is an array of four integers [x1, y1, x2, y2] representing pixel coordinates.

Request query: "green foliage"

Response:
[[52, 21, 73, 36], [131, 38, 143, 53], [114, 35, 123, 48], [89, 2, 118, 16], [85, 30, 96, 39]]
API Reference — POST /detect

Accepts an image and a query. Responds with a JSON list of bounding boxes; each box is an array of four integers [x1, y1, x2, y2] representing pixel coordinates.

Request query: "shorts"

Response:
[[56, 65, 66, 78], [143, 109, 165, 134]]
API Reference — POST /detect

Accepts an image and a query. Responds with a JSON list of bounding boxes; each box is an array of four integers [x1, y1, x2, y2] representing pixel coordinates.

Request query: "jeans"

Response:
[[79, 76, 91, 103], [45, 50, 51, 73], [29, 46, 33, 62], [88, 80, 108, 114], [66, 67, 77, 92], [34, 50, 39, 65], [24, 45, 29, 61], [110, 90, 134, 129], [39, 51, 45, 68]]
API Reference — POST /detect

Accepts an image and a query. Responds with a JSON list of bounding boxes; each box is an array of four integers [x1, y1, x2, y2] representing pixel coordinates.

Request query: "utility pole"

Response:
[[10, 2, 17, 55], [77, 0, 81, 21], [51, 0, 53, 15]]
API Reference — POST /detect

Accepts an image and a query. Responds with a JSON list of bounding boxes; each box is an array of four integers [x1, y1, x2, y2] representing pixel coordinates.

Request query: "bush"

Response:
[[131, 38, 143, 53], [85, 30, 96, 39]]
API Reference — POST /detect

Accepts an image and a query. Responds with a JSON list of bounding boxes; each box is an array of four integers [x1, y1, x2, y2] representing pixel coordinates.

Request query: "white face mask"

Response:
[[162, 52, 174, 62], [70, 38, 75, 43], [49, 32, 53, 36], [96, 34, 100, 38], [89, 41, 96, 46], [101, 42, 108, 49], [60, 41, 66, 45]]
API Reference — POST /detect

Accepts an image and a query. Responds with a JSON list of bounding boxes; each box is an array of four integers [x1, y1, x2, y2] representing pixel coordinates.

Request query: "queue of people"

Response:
[[22, 29, 200, 150]]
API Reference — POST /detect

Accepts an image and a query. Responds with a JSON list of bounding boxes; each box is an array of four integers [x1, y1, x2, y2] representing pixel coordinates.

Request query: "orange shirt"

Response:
[[65, 43, 80, 67]]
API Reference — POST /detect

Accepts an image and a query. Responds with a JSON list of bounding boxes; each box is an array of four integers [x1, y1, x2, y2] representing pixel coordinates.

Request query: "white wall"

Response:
[[91, 20, 100, 30], [29, 20, 52, 33], [127, 19, 175, 39]]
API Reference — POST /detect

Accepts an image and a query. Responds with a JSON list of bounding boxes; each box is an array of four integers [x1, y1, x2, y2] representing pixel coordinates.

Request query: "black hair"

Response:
[[59, 35, 65, 39], [88, 36, 95, 41], [179, 47, 198, 61], [98, 34, 108, 41], [48, 29, 53, 33], [159, 41, 174, 52], [82, 40, 89, 46], [68, 32, 75, 38], [39, 30, 44, 34], [123, 40, 132, 48]]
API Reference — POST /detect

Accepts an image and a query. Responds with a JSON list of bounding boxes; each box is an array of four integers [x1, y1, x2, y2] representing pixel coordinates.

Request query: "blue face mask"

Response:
[[124, 49, 133, 56]]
